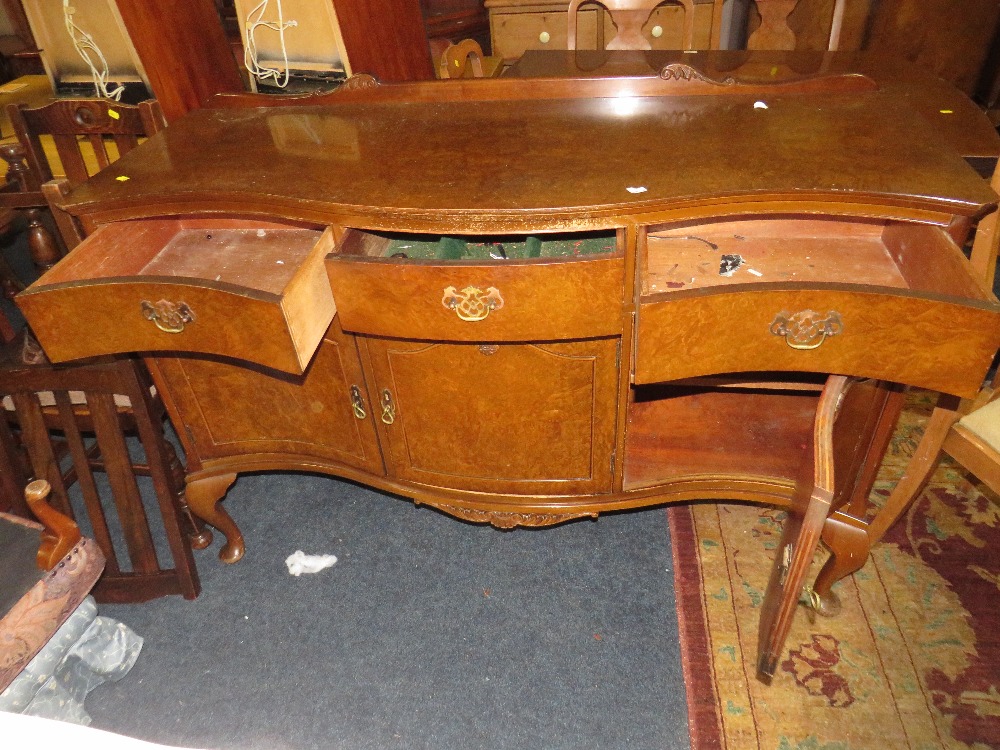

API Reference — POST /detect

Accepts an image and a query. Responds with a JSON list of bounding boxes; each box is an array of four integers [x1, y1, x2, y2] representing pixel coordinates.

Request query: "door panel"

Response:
[[365, 337, 620, 495], [154, 318, 384, 475]]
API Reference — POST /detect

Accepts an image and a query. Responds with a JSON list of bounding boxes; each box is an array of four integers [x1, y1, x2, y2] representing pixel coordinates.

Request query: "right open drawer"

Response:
[[634, 216, 1000, 398]]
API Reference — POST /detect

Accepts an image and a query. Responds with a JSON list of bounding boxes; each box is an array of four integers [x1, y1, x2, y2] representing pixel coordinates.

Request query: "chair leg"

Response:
[[163, 438, 212, 549], [865, 400, 961, 544]]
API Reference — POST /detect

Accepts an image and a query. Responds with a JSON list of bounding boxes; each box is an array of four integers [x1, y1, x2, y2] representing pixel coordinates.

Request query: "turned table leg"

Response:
[[186, 473, 244, 563], [25, 207, 62, 271]]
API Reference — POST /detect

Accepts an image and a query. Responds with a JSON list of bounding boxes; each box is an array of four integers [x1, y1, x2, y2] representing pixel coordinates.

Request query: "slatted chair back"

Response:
[[6, 98, 166, 189], [0, 354, 204, 601], [567, 0, 724, 51]]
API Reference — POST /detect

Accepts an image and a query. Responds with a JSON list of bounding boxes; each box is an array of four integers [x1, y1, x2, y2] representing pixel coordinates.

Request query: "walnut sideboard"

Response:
[[17, 68, 1000, 679]]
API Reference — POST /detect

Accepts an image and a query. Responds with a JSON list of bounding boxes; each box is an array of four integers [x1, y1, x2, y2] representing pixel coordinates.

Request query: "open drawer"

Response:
[[326, 228, 626, 341], [18, 219, 336, 375], [634, 216, 1000, 398]]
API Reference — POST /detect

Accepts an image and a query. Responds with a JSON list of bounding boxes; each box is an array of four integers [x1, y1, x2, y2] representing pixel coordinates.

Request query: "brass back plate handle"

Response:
[[141, 299, 195, 334], [442, 285, 504, 322], [769, 309, 843, 350]]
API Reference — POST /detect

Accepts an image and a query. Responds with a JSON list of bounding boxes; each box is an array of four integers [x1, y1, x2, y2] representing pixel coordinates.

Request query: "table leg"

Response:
[[186, 473, 244, 563]]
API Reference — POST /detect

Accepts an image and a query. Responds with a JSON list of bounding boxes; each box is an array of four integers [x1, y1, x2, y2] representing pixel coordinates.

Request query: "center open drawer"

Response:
[[634, 216, 1000, 398], [18, 219, 336, 375], [326, 228, 626, 341]]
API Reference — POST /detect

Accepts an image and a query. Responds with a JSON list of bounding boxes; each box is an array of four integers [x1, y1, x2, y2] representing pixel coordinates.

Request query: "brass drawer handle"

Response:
[[442, 285, 504, 322], [769, 309, 843, 350], [349, 385, 367, 420], [380, 389, 395, 425], [141, 299, 195, 334]]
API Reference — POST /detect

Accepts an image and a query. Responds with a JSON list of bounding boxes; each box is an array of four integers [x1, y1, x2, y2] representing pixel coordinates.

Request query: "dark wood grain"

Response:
[[333, 0, 436, 81], [113, 0, 244, 121]]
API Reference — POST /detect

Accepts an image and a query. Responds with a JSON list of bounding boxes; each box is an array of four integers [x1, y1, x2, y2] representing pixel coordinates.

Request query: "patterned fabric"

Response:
[[0, 596, 143, 724], [0, 537, 105, 692], [671, 391, 1000, 750]]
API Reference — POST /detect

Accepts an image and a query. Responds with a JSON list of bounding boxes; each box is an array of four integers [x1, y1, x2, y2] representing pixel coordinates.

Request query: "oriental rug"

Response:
[[672, 391, 1000, 750]]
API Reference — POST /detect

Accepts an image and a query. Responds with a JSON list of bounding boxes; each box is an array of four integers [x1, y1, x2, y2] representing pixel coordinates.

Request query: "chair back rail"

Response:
[[6, 99, 166, 188], [748, 0, 847, 51]]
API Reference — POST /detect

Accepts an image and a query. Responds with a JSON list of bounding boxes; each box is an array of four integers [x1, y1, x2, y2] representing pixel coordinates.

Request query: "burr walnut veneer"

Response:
[[16, 68, 1000, 679]]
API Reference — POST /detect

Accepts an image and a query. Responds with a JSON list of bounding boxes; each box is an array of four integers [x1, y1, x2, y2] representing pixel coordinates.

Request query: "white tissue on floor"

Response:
[[285, 550, 338, 576]]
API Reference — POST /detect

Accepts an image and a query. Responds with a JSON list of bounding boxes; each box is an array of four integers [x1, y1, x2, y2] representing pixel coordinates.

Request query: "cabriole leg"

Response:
[[812, 511, 871, 617], [186, 473, 243, 563]]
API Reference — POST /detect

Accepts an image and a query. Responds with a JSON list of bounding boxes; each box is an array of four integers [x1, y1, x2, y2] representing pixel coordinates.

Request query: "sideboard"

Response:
[[16, 67, 1000, 680]]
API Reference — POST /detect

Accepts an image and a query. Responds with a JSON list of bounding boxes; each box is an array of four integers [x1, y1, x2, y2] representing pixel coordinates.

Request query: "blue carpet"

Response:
[[88, 473, 690, 750]]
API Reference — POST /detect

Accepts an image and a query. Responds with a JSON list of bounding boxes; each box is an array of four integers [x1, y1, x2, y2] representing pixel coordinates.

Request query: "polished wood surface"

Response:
[[328, 236, 624, 341], [56, 79, 995, 224], [505, 49, 1000, 173], [364, 336, 620, 495], [757, 374, 848, 680]]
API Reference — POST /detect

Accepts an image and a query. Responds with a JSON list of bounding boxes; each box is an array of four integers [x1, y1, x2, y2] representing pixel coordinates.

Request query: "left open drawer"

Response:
[[18, 219, 337, 375]]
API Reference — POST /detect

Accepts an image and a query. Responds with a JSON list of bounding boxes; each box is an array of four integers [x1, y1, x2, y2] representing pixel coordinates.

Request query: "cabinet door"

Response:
[[363, 337, 620, 495], [153, 318, 384, 476]]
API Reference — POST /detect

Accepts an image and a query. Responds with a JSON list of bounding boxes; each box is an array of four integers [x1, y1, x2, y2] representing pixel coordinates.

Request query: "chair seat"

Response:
[[958, 397, 1000, 450]]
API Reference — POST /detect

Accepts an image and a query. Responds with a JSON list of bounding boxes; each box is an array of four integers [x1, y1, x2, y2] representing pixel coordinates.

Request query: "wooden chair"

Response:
[[567, 0, 725, 51], [5, 98, 166, 258], [0, 327, 208, 602], [437, 39, 504, 79]]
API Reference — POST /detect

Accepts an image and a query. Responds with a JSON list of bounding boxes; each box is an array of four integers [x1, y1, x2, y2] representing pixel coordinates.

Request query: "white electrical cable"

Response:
[[243, 0, 297, 88], [62, 0, 124, 101]]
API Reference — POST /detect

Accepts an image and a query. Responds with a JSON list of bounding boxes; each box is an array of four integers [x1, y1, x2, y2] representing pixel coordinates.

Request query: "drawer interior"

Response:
[[641, 215, 991, 302], [41, 218, 324, 294], [336, 228, 621, 263]]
